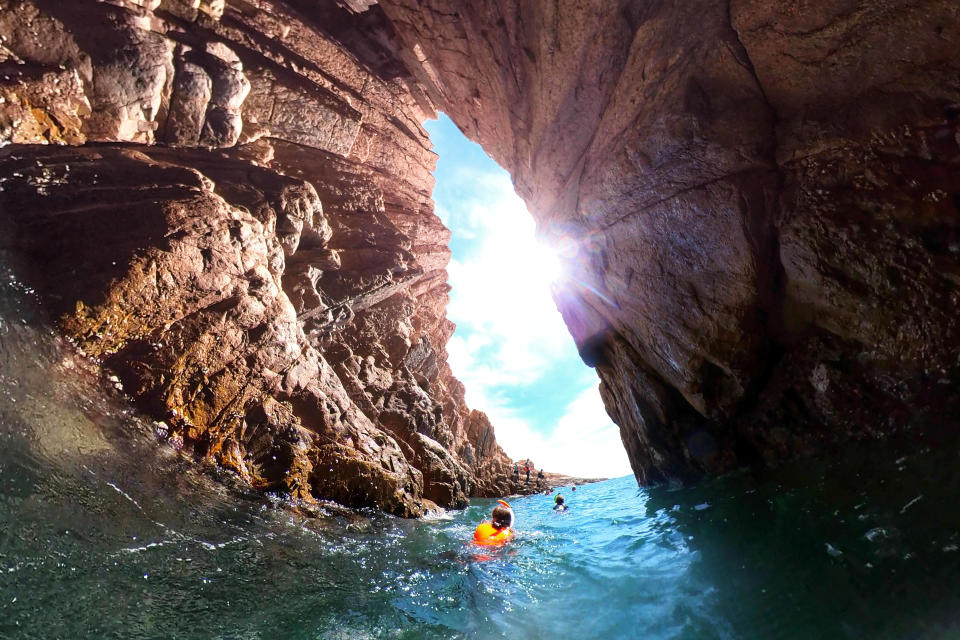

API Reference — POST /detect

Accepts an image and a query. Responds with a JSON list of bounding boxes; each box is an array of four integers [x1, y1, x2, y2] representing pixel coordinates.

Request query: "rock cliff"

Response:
[[379, 0, 960, 482], [1, 0, 958, 500], [0, 0, 521, 516]]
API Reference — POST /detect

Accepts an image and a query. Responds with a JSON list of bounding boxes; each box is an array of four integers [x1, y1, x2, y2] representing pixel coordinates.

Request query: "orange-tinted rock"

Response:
[[0, 0, 520, 515]]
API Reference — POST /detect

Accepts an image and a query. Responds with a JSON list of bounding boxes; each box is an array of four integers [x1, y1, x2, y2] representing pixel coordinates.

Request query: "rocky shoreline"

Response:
[[505, 468, 607, 498]]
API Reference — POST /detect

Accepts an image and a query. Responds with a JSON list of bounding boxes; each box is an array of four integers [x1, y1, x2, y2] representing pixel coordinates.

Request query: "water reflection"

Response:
[[644, 437, 960, 639]]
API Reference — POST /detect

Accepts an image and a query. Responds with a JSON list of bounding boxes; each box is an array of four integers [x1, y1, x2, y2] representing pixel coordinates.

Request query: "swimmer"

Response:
[[553, 494, 567, 511], [473, 500, 514, 545]]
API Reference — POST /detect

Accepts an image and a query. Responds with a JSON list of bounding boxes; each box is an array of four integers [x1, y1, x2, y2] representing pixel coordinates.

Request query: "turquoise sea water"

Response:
[[3, 264, 960, 639]]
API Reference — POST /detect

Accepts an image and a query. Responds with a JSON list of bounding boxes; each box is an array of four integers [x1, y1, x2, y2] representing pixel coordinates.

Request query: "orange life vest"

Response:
[[473, 522, 513, 546]]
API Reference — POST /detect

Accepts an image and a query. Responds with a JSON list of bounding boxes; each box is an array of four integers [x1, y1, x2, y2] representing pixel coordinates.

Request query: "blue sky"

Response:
[[425, 114, 632, 479]]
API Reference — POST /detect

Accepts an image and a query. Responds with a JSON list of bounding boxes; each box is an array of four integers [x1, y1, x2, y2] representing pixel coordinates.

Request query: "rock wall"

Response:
[[0, 0, 522, 516], [1, 0, 958, 497], [379, 0, 960, 482]]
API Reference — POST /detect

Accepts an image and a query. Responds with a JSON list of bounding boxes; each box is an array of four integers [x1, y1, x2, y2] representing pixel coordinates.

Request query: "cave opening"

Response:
[[425, 114, 631, 479]]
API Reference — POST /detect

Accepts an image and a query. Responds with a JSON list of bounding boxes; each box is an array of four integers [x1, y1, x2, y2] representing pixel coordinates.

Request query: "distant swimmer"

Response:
[[473, 500, 514, 546], [553, 494, 567, 511]]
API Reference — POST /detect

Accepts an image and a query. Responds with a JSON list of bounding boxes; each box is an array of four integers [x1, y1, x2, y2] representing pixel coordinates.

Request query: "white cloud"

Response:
[[480, 386, 634, 480], [432, 118, 633, 480], [444, 188, 571, 387]]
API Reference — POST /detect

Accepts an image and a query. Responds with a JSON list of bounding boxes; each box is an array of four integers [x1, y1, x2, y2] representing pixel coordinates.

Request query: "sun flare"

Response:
[[525, 241, 564, 286], [428, 113, 632, 479]]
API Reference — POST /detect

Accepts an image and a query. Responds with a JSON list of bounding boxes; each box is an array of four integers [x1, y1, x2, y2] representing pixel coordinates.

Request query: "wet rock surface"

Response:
[[0, 0, 958, 501]]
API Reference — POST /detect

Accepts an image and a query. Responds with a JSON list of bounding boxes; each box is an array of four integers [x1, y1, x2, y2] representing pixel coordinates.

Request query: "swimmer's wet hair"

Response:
[[491, 504, 513, 529]]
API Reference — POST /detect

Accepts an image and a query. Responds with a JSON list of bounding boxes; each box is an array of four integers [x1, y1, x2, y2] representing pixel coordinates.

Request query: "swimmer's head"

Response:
[[492, 500, 514, 529]]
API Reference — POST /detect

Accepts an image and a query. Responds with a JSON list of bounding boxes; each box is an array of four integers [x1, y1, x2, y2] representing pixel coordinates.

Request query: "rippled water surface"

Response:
[[3, 261, 960, 639]]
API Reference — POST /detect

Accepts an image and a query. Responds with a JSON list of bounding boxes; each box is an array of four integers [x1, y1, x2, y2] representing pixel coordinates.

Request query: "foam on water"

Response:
[[3, 256, 960, 639]]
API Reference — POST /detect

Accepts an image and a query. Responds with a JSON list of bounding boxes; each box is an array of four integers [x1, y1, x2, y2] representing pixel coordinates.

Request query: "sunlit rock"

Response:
[[0, 0, 530, 515]]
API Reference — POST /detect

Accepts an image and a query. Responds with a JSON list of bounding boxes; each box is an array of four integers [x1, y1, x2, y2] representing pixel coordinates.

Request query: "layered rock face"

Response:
[[380, 0, 960, 482], [1, 0, 958, 498], [0, 0, 520, 515]]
